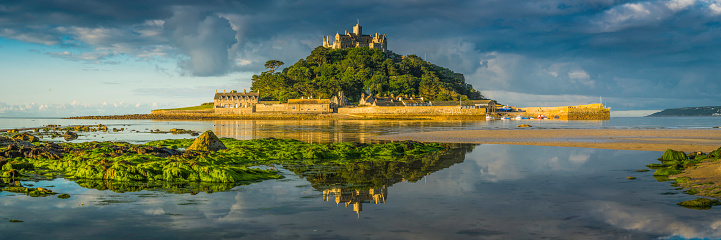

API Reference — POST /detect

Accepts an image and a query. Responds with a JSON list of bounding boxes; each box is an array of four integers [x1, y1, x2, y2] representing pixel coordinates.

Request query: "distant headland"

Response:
[[647, 106, 721, 117]]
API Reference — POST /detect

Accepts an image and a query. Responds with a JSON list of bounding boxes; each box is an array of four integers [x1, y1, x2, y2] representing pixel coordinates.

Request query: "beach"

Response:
[[372, 129, 721, 152]]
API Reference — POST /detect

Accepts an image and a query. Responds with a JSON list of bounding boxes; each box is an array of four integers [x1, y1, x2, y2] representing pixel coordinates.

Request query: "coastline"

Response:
[[64, 113, 490, 121], [371, 129, 721, 152]]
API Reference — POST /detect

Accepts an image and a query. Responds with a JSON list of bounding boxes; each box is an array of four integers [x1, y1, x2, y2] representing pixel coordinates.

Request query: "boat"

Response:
[[515, 116, 523, 120]]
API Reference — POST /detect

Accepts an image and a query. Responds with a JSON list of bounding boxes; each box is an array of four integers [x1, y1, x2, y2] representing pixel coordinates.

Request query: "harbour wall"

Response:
[[519, 103, 610, 120]]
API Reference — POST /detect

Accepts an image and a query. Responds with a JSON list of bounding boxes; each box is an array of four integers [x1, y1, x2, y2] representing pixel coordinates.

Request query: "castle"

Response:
[[323, 23, 387, 52]]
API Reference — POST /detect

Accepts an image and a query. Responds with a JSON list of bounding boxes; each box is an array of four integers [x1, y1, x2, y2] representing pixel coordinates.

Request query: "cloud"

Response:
[[164, 7, 238, 76], [2, 0, 721, 111], [0, 101, 177, 117], [0, 28, 62, 45], [667, 0, 697, 11]]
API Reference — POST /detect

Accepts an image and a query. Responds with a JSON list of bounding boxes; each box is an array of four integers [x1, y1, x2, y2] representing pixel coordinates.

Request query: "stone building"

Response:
[[255, 98, 333, 114], [330, 91, 348, 108], [323, 23, 387, 52], [214, 90, 260, 114], [359, 93, 428, 107]]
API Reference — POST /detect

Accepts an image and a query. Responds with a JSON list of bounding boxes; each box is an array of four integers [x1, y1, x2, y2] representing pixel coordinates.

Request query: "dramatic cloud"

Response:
[[164, 7, 238, 76], [1, 0, 720, 113]]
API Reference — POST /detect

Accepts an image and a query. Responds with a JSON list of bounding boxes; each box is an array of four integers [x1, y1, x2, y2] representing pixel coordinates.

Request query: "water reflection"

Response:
[[322, 186, 388, 214], [4, 144, 721, 239], [285, 144, 474, 214], [212, 119, 606, 143]]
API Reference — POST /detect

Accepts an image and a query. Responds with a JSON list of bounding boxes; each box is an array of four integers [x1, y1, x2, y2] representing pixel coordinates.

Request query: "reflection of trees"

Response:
[[285, 144, 476, 214]]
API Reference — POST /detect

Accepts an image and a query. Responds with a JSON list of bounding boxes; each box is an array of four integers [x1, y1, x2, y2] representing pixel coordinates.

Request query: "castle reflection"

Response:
[[323, 185, 388, 214], [287, 143, 476, 214]]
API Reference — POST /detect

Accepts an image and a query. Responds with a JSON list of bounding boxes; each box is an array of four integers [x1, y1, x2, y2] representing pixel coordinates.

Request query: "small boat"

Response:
[[515, 116, 523, 120], [501, 116, 511, 120], [486, 114, 492, 120]]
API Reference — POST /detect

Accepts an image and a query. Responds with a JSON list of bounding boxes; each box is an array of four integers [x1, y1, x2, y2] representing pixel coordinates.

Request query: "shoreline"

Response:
[[64, 113, 490, 121], [371, 129, 721, 152]]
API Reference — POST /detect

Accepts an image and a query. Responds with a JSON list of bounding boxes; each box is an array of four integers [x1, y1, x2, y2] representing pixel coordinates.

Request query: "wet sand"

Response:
[[372, 129, 721, 152]]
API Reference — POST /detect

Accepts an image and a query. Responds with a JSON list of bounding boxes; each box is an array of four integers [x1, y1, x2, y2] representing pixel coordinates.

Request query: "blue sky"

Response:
[[1, 0, 720, 117]]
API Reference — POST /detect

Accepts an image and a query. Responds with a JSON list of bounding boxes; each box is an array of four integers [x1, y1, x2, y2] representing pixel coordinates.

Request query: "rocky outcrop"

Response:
[[63, 131, 78, 141], [11, 133, 39, 143], [186, 131, 226, 152], [0, 137, 35, 148], [1, 143, 65, 161]]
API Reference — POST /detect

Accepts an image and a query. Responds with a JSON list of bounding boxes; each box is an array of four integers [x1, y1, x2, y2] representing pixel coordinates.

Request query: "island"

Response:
[[69, 23, 610, 121]]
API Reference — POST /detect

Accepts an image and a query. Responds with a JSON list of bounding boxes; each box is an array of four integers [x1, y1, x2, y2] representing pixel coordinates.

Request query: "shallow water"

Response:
[[1, 117, 719, 239], [1, 144, 716, 239], [1, 116, 719, 144]]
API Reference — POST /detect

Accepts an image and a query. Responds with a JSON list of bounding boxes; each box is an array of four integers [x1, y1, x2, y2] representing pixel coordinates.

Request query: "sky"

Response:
[[1, 0, 720, 117]]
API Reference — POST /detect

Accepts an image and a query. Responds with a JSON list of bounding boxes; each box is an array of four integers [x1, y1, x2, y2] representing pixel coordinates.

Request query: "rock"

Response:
[[63, 131, 78, 141], [0, 137, 35, 148], [58, 193, 71, 199], [677, 198, 721, 210], [661, 149, 687, 161], [516, 124, 532, 128], [11, 133, 38, 143], [190, 132, 199, 136], [186, 131, 226, 152]]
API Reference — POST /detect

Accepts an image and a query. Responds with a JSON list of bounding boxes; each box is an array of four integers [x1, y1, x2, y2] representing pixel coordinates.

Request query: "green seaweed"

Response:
[[3, 186, 56, 197], [677, 198, 721, 210], [1, 137, 447, 195]]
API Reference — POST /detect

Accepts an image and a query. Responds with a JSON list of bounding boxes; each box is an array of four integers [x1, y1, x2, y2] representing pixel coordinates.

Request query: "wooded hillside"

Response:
[[251, 47, 484, 102]]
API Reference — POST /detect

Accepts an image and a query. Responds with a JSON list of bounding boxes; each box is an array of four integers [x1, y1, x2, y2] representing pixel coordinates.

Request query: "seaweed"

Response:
[[677, 198, 721, 210], [1, 136, 447, 195]]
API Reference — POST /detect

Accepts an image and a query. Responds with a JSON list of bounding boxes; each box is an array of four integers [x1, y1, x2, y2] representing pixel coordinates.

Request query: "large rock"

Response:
[[0, 137, 34, 148], [186, 131, 226, 152], [11, 133, 39, 143], [63, 131, 78, 141]]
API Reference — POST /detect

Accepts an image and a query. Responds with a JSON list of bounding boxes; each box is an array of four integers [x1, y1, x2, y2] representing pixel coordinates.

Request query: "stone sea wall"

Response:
[[338, 106, 486, 116], [520, 103, 610, 120]]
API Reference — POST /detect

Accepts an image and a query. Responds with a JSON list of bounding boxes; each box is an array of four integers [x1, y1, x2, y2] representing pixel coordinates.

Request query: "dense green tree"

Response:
[[251, 47, 485, 102], [264, 60, 284, 73]]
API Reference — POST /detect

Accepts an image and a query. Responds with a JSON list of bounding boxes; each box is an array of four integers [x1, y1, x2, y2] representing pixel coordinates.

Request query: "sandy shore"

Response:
[[372, 129, 721, 152]]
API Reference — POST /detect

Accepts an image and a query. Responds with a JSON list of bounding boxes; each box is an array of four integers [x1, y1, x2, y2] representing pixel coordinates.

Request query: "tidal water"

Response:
[[1, 117, 720, 239]]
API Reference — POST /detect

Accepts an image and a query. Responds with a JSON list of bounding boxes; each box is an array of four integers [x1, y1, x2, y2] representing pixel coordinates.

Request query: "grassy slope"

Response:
[[154, 104, 213, 111]]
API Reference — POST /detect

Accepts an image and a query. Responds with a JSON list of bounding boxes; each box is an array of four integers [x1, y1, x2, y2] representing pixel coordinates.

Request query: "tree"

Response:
[[264, 60, 284, 73]]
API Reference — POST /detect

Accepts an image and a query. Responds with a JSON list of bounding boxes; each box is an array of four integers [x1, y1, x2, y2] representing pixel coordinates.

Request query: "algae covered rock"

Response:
[[11, 133, 38, 143], [661, 149, 687, 161], [516, 124, 532, 128], [186, 131, 226, 152], [677, 198, 721, 210], [63, 131, 78, 141]]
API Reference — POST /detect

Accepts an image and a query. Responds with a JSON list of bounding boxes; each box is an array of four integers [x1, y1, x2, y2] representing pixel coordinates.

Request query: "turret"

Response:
[[353, 23, 362, 36]]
